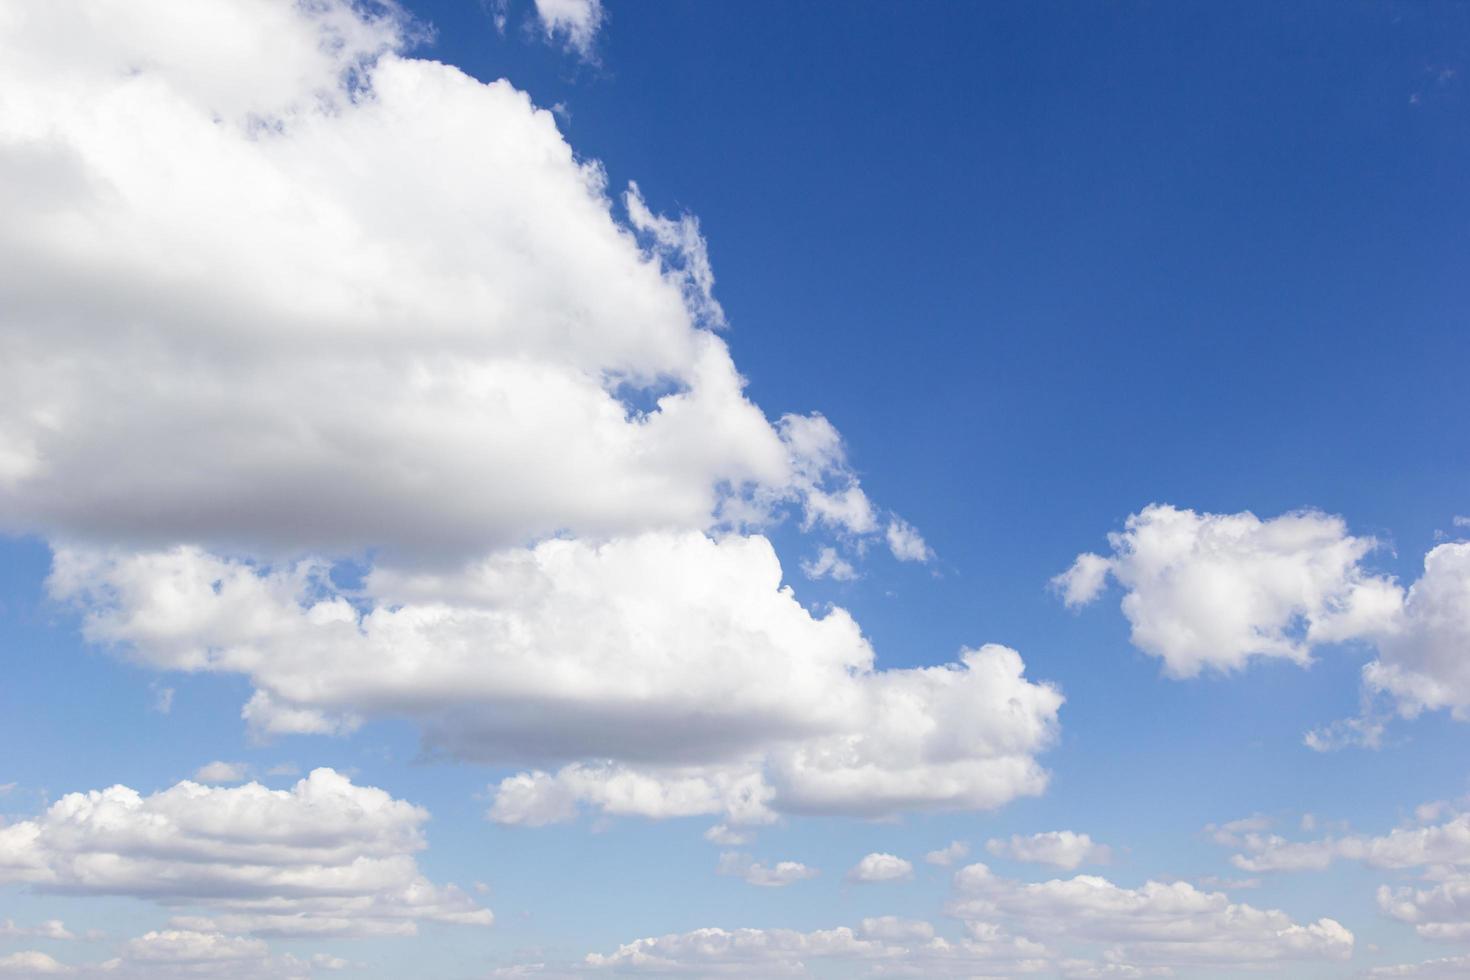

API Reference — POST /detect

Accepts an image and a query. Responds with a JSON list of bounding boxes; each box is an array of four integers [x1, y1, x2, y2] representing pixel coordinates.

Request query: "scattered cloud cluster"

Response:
[[1219, 803, 1470, 944], [950, 862, 1354, 969]]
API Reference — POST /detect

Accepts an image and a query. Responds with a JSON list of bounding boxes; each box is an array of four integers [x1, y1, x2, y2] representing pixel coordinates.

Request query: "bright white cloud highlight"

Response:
[[0, 769, 491, 938], [985, 831, 1111, 870]]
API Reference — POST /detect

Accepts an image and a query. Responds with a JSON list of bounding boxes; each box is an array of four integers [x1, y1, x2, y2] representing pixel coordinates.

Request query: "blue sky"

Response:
[[1, 1, 1468, 977]]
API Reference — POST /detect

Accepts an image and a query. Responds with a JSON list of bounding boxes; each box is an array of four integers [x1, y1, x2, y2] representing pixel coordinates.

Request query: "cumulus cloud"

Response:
[[950, 862, 1354, 968], [1361, 542, 1470, 719], [0, 0, 1036, 828], [0, 0, 876, 565], [715, 852, 818, 888], [985, 831, 1111, 870], [846, 853, 913, 883], [1060, 506, 1470, 738], [533, 0, 604, 61], [1054, 504, 1397, 677], [0, 769, 490, 938], [54, 538, 1059, 822]]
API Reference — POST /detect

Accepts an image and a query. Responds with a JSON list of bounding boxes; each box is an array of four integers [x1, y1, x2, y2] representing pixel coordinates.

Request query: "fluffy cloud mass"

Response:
[[0, 0, 1053, 830], [55, 538, 1061, 822], [1059, 505, 1470, 733], [0, 769, 490, 938], [1054, 505, 1396, 677]]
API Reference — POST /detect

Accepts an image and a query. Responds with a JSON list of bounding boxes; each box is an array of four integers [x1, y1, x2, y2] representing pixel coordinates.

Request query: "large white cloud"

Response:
[[0, 0, 1021, 828], [0, 768, 490, 938], [949, 862, 1354, 968], [51, 536, 1060, 822], [0, 0, 878, 564]]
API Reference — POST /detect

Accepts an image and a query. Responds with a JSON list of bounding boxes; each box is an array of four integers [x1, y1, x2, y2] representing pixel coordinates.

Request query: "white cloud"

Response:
[[0, 919, 73, 941], [885, 518, 932, 562], [89, 928, 349, 979], [702, 824, 749, 847], [1227, 805, 1470, 874], [1061, 507, 1470, 736], [0, 0, 874, 566], [857, 916, 935, 942], [193, 761, 250, 785], [1362, 542, 1470, 719], [800, 546, 857, 582], [715, 852, 819, 888], [950, 862, 1353, 968], [582, 921, 1051, 977], [985, 831, 1111, 870], [924, 841, 970, 867], [55, 538, 1060, 823], [1052, 552, 1111, 608], [533, 0, 603, 61], [846, 853, 913, 883], [1220, 802, 1470, 943], [0, 951, 69, 975], [1379, 874, 1470, 942], [2, 0, 1061, 830], [0, 769, 491, 938], [1054, 504, 1397, 677]]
